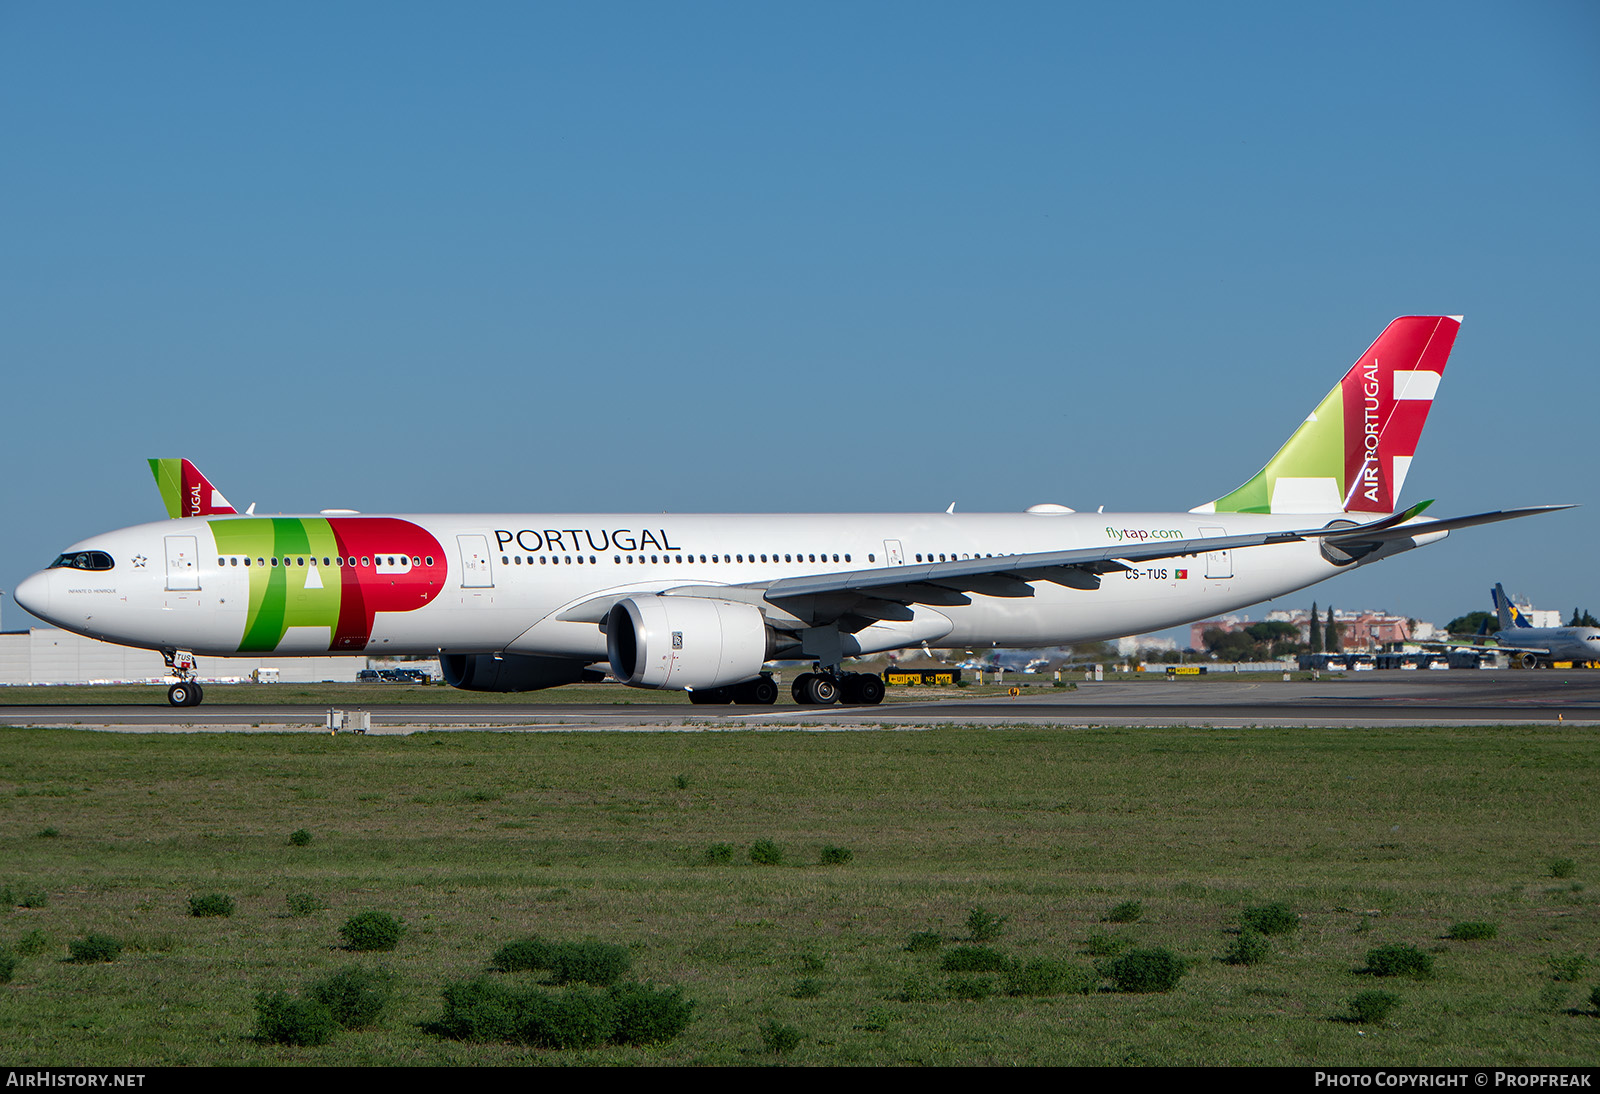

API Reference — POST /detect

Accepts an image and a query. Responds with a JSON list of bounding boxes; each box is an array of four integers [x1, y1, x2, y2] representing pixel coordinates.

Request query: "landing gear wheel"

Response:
[[167, 683, 202, 707], [732, 676, 779, 705], [800, 673, 838, 706], [839, 673, 885, 706], [689, 687, 734, 705]]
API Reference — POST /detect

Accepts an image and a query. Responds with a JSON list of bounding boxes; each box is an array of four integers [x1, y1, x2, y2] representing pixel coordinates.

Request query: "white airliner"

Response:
[[1441, 584, 1600, 668], [13, 316, 1568, 707]]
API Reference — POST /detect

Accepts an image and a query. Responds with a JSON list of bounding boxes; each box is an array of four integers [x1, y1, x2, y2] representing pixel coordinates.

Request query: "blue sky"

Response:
[[3, 2, 1596, 635]]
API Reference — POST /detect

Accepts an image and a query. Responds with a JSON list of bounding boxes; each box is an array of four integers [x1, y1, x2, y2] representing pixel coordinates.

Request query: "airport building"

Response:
[[0, 626, 364, 686]]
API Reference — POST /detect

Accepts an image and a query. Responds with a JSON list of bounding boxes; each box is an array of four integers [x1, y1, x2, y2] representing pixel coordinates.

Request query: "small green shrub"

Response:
[[491, 936, 554, 973], [1101, 947, 1187, 992], [702, 843, 734, 865], [489, 937, 630, 985], [431, 978, 525, 1042], [187, 893, 235, 918], [67, 934, 121, 963], [791, 977, 823, 999], [1104, 900, 1143, 924], [1550, 857, 1577, 879], [35, 827, 59, 839], [798, 950, 825, 973], [1590, 984, 1600, 1013], [547, 940, 631, 986], [608, 983, 694, 1044], [1364, 944, 1434, 978], [1346, 989, 1401, 1024], [946, 975, 994, 1000], [966, 906, 1006, 942], [1240, 901, 1299, 935], [1004, 959, 1096, 996], [1082, 929, 1130, 957], [905, 931, 943, 953], [761, 1019, 803, 1054], [895, 974, 932, 1002], [521, 987, 616, 1049], [14, 930, 49, 956], [253, 991, 337, 1046], [307, 965, 396, 1029], [1225, 928, 1270, 966], [941, 946, 1011, 972], [286, 893, 326, 917], [288, 829, 313, 847], [339, 911, 404, 952], [1547, 953, 1590, 982], [0, 947, 16, 984], [2, 886, 48, 909], [1446, 921, 1498, 941], [819, 845, 853, 865], [749, 839, 784, 866], [672, 774, 689, 790], [859, 1006, 896, 1031]]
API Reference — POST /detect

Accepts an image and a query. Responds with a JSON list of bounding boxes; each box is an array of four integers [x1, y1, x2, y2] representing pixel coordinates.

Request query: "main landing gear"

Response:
[[688, 675, 781, 705], [162, 649, 204, 707], [792, 671, 885, 706]]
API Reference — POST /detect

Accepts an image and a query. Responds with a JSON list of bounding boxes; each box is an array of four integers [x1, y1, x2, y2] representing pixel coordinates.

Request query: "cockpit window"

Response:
[[49, 551, 115, 571]]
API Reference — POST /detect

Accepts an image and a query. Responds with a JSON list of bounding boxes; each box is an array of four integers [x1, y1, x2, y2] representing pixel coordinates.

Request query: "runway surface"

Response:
[[4, 672, 1599, 733]]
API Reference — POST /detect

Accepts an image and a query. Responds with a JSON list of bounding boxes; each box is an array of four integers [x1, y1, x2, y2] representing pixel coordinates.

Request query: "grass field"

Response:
[[0, 722, 1596, 1065]]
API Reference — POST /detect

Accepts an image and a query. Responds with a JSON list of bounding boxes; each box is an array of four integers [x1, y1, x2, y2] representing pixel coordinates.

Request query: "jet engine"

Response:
[[606, 594, 776, 690], [440, 652, 605, 692]]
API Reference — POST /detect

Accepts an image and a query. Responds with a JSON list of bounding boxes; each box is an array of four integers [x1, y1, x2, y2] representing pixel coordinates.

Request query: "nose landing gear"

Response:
[[162, 649, 204, 707]]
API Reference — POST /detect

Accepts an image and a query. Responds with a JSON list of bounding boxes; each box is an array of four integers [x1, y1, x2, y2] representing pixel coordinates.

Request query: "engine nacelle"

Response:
[[606, 595, 770, 690], [440, 652, 605, 693]]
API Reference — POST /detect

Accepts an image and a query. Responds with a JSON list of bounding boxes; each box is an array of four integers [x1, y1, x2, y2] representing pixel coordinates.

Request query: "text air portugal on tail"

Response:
[[1196, 315, 1458, 517], [11, 315, 1570, 707], [149, 459, 238, 518]]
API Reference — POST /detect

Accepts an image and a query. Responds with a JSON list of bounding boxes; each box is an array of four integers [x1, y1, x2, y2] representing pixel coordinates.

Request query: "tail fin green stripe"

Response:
[[149, 458, 184, 519]]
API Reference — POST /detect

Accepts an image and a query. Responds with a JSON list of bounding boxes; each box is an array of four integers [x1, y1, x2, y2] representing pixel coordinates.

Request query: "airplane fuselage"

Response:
[[1491, 627, 1600, 664], [16, 508, 1434, 662]]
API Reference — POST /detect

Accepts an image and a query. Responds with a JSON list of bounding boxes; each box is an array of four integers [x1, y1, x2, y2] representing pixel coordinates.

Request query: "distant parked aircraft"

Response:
[[1436, 584, 1600, 668]]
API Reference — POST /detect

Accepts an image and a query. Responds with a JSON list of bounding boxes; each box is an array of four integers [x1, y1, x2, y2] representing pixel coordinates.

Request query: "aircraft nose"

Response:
[[13, 571, 52, 622]]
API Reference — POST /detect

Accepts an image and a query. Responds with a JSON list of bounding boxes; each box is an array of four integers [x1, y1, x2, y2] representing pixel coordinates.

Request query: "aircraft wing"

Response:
[[547, 504, 1571, 631], [753, 505, 1573, 629]]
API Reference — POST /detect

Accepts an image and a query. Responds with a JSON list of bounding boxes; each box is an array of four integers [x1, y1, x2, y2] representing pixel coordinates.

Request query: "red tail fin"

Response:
[[149, 459, 238, 518]]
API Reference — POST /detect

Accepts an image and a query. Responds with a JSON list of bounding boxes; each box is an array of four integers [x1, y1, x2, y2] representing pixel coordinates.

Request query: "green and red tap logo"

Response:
[[209, 517, 446, 652]]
